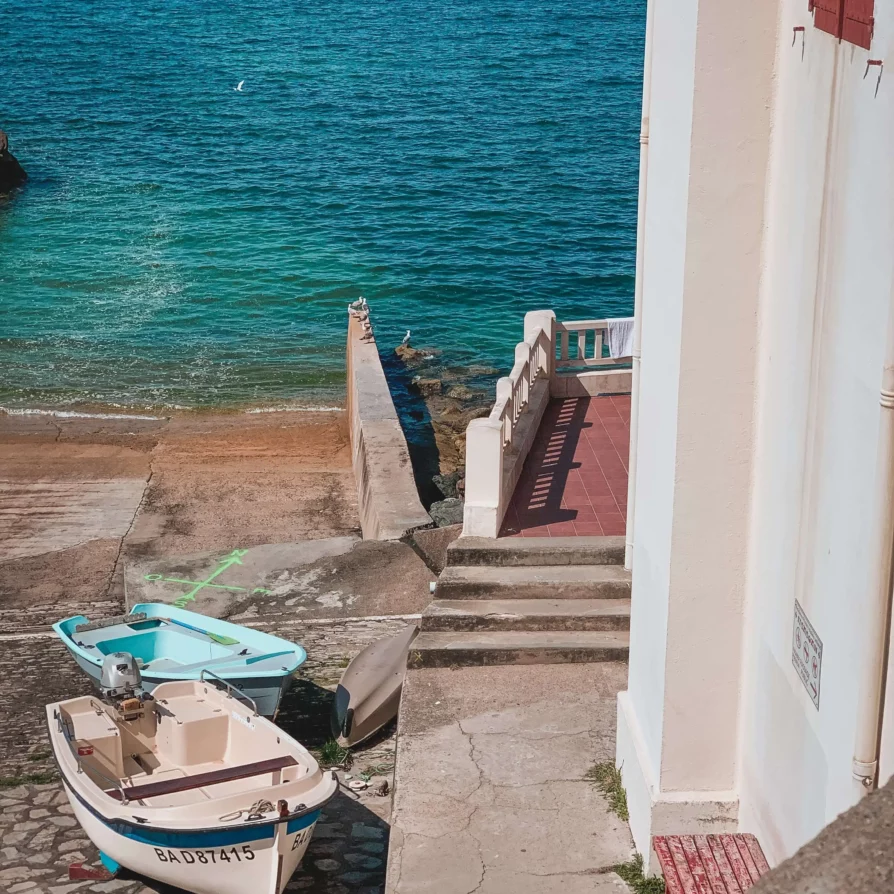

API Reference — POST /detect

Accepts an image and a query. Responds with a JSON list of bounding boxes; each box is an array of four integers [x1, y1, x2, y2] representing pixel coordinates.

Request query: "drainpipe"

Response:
[[624, 0, 656, 570], [853, 303, 894, 793]]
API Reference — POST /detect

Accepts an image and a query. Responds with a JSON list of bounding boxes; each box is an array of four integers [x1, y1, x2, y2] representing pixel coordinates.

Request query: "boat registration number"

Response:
[[291, 828, 312, 851], [154, 846, 255, 864]]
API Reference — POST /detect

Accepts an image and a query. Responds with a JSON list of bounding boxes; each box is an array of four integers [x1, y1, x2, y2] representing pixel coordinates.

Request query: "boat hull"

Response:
[[63, 778, 318, 894], [54, 604, 305, 718]]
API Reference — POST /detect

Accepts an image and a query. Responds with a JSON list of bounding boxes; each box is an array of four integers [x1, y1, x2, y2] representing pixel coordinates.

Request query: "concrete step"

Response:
[[408, 630, 629, 668], [422, 598, 630, 632], [446, 535, 625, 568], [436, 564, 631, 600]]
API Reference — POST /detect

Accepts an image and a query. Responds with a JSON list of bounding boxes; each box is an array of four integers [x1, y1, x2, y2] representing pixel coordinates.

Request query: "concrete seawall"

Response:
[[347, 314, 432, 540]]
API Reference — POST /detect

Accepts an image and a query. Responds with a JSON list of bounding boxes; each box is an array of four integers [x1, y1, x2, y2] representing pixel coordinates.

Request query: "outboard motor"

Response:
[[100, 652, 148, 719]]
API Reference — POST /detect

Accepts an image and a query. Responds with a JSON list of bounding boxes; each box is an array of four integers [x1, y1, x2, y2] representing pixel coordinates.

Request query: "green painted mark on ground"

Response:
[[143, 548, 271, 607]]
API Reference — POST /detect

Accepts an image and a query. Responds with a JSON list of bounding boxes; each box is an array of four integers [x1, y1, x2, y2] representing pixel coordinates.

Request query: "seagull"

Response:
[[234, 80, 245, 92], [402, 330, 411, 347]]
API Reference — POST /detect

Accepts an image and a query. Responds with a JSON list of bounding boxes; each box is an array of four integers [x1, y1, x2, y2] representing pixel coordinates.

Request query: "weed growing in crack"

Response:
[[614, 854, 666, 894], [316, 739, 352, 768], [586, 761, 629, 821]]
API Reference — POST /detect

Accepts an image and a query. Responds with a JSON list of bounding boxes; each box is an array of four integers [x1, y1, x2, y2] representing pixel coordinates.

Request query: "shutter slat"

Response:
[[842, 0, 874, 49], [812, 0, 844, 39]]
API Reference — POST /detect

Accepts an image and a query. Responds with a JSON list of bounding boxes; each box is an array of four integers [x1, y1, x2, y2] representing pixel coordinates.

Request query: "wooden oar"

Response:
[[166, 617, 241, 646]]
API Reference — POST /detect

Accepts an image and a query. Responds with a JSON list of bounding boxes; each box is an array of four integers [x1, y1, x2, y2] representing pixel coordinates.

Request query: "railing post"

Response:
[[495, 377, 512, 434], [523, 310, 556, 379], [463, 417, 506, 537]]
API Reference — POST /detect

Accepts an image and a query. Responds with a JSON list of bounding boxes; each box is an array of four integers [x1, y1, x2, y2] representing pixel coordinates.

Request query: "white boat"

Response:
[[47, 654, 336, 894]]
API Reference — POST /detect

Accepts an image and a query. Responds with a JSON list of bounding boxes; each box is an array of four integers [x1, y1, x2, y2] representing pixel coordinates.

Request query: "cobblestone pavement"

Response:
[[0, 616, 413, 894]]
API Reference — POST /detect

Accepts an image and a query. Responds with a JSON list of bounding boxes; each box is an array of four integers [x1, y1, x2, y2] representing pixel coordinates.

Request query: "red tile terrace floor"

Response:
[[501, 394, 630, 538]]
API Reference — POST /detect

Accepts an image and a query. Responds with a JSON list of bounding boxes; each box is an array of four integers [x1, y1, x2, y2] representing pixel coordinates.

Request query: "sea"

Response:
[[0, 0, 645, 415]]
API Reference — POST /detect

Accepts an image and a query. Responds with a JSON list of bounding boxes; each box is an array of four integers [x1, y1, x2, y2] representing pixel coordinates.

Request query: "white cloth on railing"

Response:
[[606, 317, 634, 359]]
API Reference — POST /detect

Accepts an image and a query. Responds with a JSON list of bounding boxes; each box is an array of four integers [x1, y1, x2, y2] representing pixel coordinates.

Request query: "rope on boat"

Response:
[[219, 799, 276, 823]]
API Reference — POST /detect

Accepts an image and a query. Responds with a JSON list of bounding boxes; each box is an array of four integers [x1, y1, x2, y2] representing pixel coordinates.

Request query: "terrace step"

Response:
[[436, 563, 631, 600], [422, 598, 630, 633], [446, 536, 625, 567], [408, 630, 629, 668]]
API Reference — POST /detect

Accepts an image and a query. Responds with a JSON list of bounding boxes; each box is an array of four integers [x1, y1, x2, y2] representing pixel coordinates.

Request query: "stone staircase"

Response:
[[409, 536, 631, 667]]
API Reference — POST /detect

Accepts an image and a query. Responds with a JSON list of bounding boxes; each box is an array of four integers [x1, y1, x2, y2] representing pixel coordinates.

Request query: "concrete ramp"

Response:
[[387, 663, 634, 893], [0, 478, 147, 561]]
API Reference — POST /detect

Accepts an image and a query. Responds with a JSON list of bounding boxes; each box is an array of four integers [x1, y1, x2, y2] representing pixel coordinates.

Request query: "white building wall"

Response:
[[620, 0, 894, 870], [738, 0, 894, 865], [623, 0, 699, 798], [618, 0, 776, 863]]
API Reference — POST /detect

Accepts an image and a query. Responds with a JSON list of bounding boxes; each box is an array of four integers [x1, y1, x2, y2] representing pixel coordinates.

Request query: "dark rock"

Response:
[[429, 498, 464, 528], [433, 471, 462, 499], [411, 377, 442, 397], [395, 345, 425, 363], [0, 131, 27, 194], [462, 406, 491, 424], [446, 385, 475, 401]]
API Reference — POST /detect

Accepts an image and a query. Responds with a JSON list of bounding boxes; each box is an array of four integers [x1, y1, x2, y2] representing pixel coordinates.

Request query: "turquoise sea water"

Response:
[[1, 0, 644, 412]]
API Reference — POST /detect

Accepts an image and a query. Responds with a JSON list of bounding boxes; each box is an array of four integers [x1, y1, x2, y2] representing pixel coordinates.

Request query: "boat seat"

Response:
[[106, 755, 298, 802]]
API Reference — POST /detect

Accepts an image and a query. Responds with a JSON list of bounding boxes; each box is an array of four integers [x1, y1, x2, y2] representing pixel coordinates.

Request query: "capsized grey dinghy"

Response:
[[331, 623, 418, 747], [48, 652, 336, 894]]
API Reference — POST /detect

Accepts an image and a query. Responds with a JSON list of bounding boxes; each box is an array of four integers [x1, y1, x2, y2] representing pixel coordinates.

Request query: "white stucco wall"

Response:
[[624, 0, 699, 801], [619, 0, 776, 861], [621, 0, 894, 870], [738, 0, 894, 865]]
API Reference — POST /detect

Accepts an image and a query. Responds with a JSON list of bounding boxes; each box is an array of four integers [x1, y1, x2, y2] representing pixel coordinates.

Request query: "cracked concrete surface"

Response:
[[125, 536, 433, 621], [387, 664, 634, 894]]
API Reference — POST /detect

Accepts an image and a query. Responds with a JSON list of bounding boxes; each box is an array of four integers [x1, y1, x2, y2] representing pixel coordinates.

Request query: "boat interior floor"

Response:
[[70, 618, 294, 675], [62, 689, 307, 810]]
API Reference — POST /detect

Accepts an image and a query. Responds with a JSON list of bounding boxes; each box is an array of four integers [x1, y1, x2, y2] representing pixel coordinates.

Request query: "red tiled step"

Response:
[[653, 834, 770, 893]]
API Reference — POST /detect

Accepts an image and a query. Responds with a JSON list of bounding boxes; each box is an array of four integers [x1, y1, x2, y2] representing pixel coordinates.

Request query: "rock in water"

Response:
[[395, 344, 425, 363], [0, 130, 27, 193], [411, 376, 442, 396], [429, 498, 464, 527]]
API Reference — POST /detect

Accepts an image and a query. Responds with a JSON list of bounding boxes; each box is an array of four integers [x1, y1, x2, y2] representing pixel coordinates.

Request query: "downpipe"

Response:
[[624, 0, 655, 570], [852, 307, 894, 793]]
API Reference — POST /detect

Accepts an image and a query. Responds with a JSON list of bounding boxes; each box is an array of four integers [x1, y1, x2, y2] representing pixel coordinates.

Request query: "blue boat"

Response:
[[53, 603, 306, 718]]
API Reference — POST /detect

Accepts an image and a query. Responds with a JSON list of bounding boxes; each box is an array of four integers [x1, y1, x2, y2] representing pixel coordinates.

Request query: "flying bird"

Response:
[[234, 80, 245, 92]]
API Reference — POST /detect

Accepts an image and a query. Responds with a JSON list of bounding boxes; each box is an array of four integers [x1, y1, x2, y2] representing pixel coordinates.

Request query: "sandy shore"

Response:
[[0, 408, 359, 614]]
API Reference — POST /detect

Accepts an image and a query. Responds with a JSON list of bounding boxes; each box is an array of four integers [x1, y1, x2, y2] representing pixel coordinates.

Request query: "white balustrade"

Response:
[[556, 320, 629, 369], [463, 310, 632, 538]]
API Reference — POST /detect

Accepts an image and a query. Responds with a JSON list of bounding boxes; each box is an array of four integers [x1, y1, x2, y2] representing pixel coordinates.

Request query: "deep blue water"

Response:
[[1, 0, 644, 411]]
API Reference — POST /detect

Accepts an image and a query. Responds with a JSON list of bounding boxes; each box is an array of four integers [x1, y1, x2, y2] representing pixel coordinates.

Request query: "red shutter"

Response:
[[811, 0, 844, 39], [841, 0, 874, 49]]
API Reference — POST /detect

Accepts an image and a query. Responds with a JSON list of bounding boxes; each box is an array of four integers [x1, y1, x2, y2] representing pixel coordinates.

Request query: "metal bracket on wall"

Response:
[[792, 26, 806, 60], [864, 59, 884, 98]]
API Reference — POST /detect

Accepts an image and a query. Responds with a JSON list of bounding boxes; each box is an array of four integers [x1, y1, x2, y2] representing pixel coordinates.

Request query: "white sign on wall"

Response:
[[792, 600, 823, 710]]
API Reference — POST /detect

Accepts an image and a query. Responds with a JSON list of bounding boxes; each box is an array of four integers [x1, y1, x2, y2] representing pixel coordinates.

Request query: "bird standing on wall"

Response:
[[402, 330, 411, 347]]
